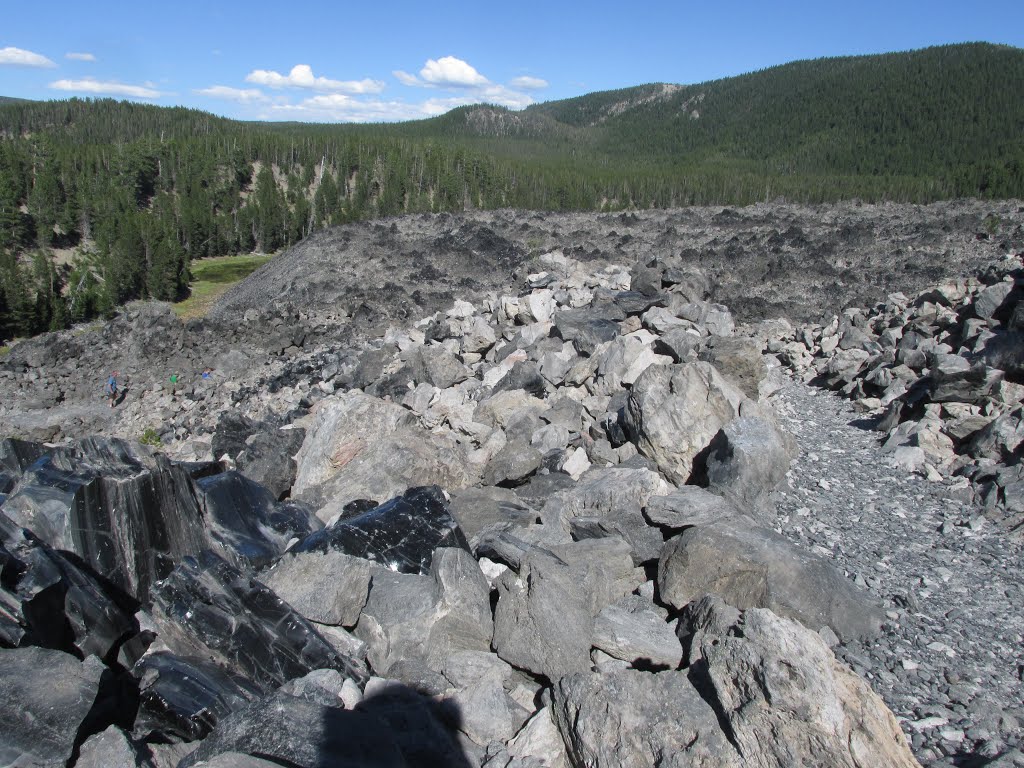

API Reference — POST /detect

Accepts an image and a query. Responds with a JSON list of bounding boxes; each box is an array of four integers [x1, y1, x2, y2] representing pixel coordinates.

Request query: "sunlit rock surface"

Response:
[[294, 486, 470, 575], [133, 651, 263, 742], [150, 550, 368, 691]]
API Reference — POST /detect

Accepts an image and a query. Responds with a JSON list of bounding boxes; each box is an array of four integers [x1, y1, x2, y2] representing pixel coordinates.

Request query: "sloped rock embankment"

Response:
[[1, 202, 1023, 766], [0, 247, 930, 767]]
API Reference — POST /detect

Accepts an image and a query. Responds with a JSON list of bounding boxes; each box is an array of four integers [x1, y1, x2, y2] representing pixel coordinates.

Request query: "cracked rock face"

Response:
[[0, 646, 106, 767], [149, 550, 368, 691]]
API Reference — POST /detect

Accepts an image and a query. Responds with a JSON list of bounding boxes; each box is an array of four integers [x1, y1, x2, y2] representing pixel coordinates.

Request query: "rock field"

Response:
[[773, 379, 1024, 766], [1, 201, 1023, 767]]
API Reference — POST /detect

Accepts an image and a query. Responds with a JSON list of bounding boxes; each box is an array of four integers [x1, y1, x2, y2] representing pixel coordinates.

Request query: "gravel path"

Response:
[[772, 373, 1024, 767]]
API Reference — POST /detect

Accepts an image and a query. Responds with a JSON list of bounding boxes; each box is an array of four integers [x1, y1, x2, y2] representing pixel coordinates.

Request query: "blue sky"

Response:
[[2, 1, 1022, 123]]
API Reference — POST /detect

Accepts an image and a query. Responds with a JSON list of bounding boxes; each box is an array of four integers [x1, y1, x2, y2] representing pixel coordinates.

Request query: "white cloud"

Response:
[[267, 85, 535, 123], [419, 56, 489, 87], [245, 64, 385, 93], [49, 78, 162, 99], [196, 85, 267, 103], [0, 46, 56, 68], [393, 57, 537, 108], [248, 55, 538, 123], [65, 52, 96, 62], [393, 69, 421, 87], [509, 75, 548, 90], [420, 96, 477, 115], [418, 85, 535, 114], [269, 94, 425, 123], [481, 85, 536, 109]]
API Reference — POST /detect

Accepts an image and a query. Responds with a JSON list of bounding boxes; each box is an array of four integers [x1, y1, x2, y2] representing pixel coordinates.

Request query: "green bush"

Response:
[[140, 427, 162, 447]]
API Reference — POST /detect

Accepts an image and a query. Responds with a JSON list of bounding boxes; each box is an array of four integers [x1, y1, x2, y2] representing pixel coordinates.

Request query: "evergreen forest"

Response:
[[1, 42, 1023, 342]]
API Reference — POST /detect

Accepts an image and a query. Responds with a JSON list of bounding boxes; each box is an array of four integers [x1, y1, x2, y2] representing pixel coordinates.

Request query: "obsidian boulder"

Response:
[[293, 486, 470, 575]]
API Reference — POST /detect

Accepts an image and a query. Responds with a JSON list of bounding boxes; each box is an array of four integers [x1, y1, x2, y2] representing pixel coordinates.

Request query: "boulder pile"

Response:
[[768, 253, 1024, 532], [0, 249, 921, 767]]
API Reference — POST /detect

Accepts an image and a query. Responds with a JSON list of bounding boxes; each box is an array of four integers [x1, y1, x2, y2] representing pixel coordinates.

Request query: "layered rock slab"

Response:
[[624, 362, 749, 485], [659, 518, 883, 643], [685, 596, 920, 768], [292, 392, 471, 522]]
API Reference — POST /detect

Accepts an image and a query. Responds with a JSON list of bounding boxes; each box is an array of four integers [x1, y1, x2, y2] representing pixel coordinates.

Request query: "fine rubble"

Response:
[[1, 202, 1023, 767]]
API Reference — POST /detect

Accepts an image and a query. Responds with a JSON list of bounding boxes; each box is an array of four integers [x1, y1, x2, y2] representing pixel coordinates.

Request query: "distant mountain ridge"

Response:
[[433, 43, 1024, 179], [1, 42, 1022, 342]]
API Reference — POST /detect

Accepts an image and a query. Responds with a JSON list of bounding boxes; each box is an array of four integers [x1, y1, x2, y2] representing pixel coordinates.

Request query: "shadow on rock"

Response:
[[848, 414, 884, 431], [181, 683, 472, 767]]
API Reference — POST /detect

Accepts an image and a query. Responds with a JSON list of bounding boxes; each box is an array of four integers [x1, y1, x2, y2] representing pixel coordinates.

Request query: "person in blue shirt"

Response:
[[106, 371, 119, 408]]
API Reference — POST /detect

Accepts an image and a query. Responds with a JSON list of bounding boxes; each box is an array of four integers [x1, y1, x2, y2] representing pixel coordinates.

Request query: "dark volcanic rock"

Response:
[[210, 412, 257, 461], [1, 438, 320, 603], [212, 414, 306, 499], [0, 438, 47, 494], [491, 361, 549, 398], [0, 512, 137, 659], [1, 438, 210, 601], [150, 550, 367, 691], [181, 686, 472, 768], [552, 306, 624, 356], [0, 646, 105, 767], [195, 471, 322, 570], [234, 426, 306, 501], [610, 289, 668, 316], [133, 652, 263, 742], [293, 486, 470, 575]]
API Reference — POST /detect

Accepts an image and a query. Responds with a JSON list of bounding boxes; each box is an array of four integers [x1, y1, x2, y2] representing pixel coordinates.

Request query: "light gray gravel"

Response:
[[772, 373, 1024, 766]]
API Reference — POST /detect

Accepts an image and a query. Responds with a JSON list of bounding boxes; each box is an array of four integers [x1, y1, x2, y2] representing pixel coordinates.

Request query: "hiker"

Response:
[[201, 367, 213, 380], [106, 371, 119, 408]]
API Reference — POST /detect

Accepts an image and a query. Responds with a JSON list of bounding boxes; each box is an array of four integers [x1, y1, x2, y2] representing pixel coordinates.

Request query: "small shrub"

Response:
[[140, 427, 162, 447]]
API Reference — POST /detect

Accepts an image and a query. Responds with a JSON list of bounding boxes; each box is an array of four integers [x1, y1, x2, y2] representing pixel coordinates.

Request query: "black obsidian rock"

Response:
[[150, 550, 367, 691], [133, 651, 263, 741], [195, 471, 322, 570], [2, 438, 210, 601], [552, 305, 624, 356], [293, 486, 470, 575], [2, 437, 323, 604], [0, 438, 47, 494], [491, 361, 549, 398], [610, 289, 668, 316], [0, 512, 137, 659]]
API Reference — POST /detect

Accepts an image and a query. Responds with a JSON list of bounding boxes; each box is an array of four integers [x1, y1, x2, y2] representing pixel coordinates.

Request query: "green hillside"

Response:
[[1, 42, 1022, 342]]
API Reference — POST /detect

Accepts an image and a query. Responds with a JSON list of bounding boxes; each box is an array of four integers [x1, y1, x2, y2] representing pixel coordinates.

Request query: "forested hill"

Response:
[[1, 42, 1023, 342]]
